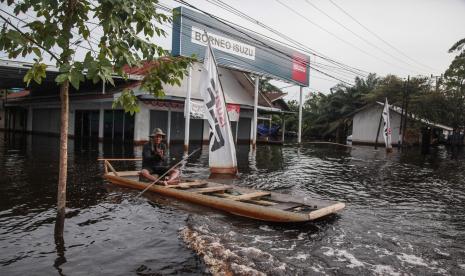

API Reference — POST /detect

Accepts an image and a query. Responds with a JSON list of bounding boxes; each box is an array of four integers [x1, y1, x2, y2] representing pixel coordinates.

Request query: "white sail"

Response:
[[382, 98, 393, 150], [199, 33, 238, 174]]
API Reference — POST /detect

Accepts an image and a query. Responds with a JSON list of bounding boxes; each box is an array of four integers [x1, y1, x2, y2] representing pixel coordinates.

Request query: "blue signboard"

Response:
[[172, 7, 310, 87]]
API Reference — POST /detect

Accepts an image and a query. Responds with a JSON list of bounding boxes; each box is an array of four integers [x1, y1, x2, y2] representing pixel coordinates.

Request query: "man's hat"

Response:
[[149, 128, 166, 137]]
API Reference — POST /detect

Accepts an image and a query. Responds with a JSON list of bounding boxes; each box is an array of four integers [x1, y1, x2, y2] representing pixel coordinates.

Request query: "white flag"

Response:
[[199, 34, 237, 174], [382, 98, 392, 150]]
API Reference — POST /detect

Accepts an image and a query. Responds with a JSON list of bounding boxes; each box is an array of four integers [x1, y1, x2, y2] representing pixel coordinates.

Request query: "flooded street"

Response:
[[1, 132, 465, 275]]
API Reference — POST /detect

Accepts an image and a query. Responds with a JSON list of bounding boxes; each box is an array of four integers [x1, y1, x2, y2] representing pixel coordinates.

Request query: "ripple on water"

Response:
[[1, 135, 465, 275]]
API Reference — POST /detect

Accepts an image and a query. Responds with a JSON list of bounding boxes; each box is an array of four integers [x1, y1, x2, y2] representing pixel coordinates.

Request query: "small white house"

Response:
[[351, 102, 452, 146]]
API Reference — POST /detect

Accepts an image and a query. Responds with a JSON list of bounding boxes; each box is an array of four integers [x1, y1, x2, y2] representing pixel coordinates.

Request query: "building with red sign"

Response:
[[0, 59, 286, 146]]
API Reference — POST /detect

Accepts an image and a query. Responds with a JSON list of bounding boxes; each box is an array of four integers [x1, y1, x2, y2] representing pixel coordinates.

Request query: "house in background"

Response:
[[0, 59, 286, 145], [350, 102, 453, 147]]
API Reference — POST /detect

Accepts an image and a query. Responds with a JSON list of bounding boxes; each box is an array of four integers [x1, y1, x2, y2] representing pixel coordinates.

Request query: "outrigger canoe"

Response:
[[103, 160, 345, 223]]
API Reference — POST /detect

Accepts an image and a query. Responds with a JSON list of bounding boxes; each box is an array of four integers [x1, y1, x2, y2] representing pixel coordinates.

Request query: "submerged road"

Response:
[[1, 132, 464, 275]]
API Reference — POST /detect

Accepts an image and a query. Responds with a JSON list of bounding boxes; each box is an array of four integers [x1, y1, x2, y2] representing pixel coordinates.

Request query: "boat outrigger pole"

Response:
[[136, 148, 201, 198]]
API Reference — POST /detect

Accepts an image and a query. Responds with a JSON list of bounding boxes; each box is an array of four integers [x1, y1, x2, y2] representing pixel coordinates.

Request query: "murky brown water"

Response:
[[1, 132, 465, 275]]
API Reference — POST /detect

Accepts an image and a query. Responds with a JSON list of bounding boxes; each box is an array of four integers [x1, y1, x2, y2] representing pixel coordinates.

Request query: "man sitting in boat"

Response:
[[140, 128, 180, 185]]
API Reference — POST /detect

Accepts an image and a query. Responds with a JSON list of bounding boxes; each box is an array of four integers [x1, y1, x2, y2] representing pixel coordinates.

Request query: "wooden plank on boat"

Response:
[[98, 158, 143, 161], [308, 203, 346, 220], [167, 180, 208, 189], [115, 171, 140, 177], [192, 185, 232, 194], [271, 202, 305, 211], [215, 193, 276, 206], [105, 160, 119, 176], [228, 191, 271, 201]]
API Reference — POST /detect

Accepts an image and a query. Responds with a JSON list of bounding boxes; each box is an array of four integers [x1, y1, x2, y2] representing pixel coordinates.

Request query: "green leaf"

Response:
[[31, 47, 41, 57], [69, 68, 84, 90], [55, 73, 69, 84]]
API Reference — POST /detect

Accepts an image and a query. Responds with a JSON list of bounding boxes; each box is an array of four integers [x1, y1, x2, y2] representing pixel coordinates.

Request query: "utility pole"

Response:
[[399, 81, 405, 147], [401, 75, 410, 147]]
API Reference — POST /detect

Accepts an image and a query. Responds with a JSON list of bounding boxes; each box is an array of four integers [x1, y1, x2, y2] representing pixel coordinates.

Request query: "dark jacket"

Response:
[[142, 142, 167, 169]]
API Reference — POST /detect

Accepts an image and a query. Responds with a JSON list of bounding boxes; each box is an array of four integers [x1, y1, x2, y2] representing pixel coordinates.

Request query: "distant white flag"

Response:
[[382, 98, 393, 150], [199, 32, 237, 174]]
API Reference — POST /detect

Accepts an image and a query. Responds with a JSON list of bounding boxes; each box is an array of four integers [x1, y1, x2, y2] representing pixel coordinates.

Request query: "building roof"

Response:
[[351, 101, 453, 132], [5, 90, 30, 99], [263, 90, 287, 102]]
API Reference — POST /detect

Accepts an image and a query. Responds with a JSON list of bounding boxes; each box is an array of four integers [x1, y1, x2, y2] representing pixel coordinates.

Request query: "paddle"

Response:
[[135, 148, 201, 198]]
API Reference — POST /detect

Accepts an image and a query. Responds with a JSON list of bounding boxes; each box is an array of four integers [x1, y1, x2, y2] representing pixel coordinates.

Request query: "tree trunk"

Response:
[[57, 80, 69, 225], [55, 0, 77, 236]]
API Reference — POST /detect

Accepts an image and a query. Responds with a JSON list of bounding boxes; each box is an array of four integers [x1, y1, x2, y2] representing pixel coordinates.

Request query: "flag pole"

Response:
[[184, 66, 192, 152], [203, 30, 233, 125], [374, 104, 383, 150]]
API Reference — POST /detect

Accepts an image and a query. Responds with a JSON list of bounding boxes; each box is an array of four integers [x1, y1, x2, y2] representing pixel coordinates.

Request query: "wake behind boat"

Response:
[[102, 160, 345, 223]]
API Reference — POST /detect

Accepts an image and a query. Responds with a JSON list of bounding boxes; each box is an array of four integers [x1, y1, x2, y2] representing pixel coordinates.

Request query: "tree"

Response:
[[0, 0, 192, 227], [444, 38, 465, 129]]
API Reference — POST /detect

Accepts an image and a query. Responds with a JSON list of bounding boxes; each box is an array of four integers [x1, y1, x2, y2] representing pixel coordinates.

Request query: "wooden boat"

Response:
[[102, 160, 345, 223]]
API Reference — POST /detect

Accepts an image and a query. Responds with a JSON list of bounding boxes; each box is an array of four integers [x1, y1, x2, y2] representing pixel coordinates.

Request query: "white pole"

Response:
[[298, 86, 303, 144], [184, 66, 192, 152], [98, 107, 104, 141], [235, 121, 239, 144], [253, 75, 259, 148]]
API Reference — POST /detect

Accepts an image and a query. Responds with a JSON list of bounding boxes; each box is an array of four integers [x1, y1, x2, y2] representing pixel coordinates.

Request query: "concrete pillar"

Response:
[[298, 86, 303, 143], [133, 103, 150, 142], [203, 119, 210, 144], [26, 105, 33, 132], [98, 107, 104, 140], [235, 121, 239, 144], [252, 76, 259, 148], [268, 115, 272, 136], [184, 66, 192, 152]]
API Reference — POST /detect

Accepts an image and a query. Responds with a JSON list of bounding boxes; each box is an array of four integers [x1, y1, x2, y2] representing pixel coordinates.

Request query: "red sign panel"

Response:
[[292, 53, 308, 83]]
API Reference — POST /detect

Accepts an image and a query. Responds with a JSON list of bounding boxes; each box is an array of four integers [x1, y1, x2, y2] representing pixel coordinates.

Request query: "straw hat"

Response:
[[149, 128, 166, 137]]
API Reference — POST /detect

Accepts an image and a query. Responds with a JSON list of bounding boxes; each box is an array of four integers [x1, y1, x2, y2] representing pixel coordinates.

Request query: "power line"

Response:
[[328, 0, 437, 72], [198, 0, 369, 77], [274, 0, 423, 75], [0, 8, 99, 55], [162, 2, 355, 85], [302, 0, 430, 74], [156, 8, 355, 85]]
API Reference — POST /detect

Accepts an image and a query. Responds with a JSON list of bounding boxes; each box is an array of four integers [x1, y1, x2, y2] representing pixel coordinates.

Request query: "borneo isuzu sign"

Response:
[[172, 7, 310, 86], [191, 26, 256, 60]]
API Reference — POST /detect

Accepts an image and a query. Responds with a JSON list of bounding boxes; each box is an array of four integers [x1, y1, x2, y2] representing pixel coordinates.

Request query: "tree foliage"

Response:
[[0, 0, 194, 217], [0, 0, 193, 113], [286, 36, 465, 140]]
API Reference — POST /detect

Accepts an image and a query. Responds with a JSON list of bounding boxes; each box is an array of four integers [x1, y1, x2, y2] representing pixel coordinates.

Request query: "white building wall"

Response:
[[352, 104, 402, 145], [134, 102, 150, 141], [160, 62, 255, 106]]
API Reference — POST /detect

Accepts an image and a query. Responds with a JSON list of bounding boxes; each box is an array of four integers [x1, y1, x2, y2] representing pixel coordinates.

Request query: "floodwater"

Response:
[[1, 132, 465, 275]]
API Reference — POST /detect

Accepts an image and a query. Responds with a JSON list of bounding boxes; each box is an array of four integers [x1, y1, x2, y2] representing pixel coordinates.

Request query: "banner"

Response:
[[199, 33, 237, 174], [382, 98, 393, 150], [227, 104, 240, 122], [185, 101, 240, 121], [185, 100, 205, 119]]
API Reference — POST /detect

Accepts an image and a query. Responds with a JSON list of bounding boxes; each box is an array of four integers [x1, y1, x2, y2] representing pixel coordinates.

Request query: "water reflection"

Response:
[[54, 211, 66, 276]]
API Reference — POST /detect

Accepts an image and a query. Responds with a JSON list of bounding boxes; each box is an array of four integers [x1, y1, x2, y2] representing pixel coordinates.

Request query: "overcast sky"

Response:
[[160, 0, 465, 101], [2, 0, 464, 102]]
